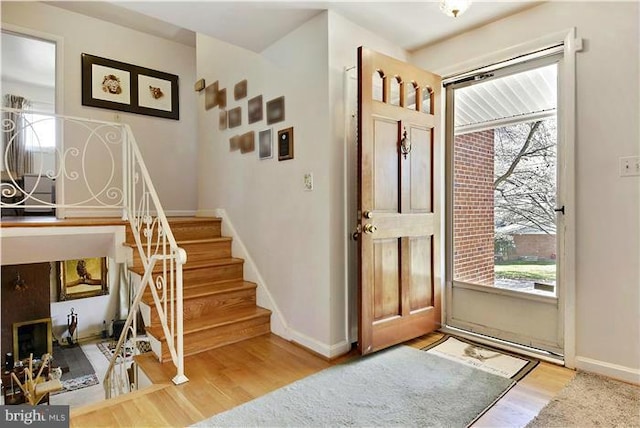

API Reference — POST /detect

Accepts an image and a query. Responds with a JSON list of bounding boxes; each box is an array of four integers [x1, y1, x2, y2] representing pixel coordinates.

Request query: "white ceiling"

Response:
[[58, 1, 541, 52], [2, 1, 541, 91]]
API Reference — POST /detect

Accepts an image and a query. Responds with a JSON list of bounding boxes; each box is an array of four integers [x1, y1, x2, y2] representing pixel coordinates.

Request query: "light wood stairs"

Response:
[[126, 217, 271, 362]]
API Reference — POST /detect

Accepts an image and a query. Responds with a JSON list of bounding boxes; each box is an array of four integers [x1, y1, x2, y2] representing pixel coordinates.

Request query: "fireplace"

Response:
[[13, 318, 52, 361]]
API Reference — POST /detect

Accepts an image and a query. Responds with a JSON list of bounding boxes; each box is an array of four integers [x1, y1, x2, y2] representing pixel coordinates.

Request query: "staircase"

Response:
[[127, 217, 271, 362]]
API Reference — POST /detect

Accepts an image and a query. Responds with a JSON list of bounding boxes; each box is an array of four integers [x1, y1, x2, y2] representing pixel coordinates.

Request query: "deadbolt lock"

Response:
[[363, 210, 373, 219]]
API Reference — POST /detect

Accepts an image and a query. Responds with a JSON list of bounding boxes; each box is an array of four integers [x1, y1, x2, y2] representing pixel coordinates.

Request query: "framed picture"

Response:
[[81, 53, 179, 120], [219, 110, 227, 130], [205, 81, 219, 110], [59, 257, 108, 301], [217, 88, 227, 109], [248, 95, 263, 124], [259, 128, 272, 159], [228, 107, 242, 128], [234, 79, 247, 100], [230, 135, 241, 151], [266, 96, 285, 125], [278, 127, 294, 161], [240, 131, 255, 154]]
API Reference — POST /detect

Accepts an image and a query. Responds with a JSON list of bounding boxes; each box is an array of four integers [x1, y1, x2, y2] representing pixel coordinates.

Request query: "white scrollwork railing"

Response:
[[1, 108, 188, 397]]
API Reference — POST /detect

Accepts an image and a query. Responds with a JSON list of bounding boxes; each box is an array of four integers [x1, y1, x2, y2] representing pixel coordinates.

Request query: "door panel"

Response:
[[373, 239, 401, 321], [358, 47, 442, 355], [373, 118, 399, 212]]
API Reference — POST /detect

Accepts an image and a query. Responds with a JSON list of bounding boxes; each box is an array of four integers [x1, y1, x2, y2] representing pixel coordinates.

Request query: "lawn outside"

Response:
[[494, 260, 556, 295], [495, 260, 556, 282]]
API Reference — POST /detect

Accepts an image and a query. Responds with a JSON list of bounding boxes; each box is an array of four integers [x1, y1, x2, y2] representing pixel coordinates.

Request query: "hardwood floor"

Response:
[[70, 332, 575, 427]]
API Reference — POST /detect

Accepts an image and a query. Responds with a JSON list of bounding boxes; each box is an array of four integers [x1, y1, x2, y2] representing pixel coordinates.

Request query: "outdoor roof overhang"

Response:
[[454, 64, 557, 135]]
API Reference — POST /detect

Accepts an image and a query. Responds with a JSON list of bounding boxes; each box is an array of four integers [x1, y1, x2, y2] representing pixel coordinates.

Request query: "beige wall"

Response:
[[1, 1, 198, 214], [411, 1, 640, 381]]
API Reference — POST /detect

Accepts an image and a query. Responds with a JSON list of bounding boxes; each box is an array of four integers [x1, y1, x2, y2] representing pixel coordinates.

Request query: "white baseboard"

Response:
[[288, 328, 351, 359], [575, 356, 640, 385]]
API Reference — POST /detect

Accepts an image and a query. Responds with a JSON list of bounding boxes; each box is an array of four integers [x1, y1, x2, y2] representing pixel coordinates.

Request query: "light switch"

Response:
[[620, 156, 640, 177], [304, 173, 313, 191]]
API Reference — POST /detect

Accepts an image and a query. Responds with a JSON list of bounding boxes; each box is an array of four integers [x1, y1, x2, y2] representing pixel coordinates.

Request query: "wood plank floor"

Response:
[[70, 332, 575, 427]]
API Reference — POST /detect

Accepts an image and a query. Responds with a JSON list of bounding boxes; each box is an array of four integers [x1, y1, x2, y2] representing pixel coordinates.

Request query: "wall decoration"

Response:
[[81, 53, 179, 120], [266, 96, 285, 125], [217, 88, 227, 109], [240, 131, 255, 154], [194, 78, 206, 92], [230, 135, 241, 151], [248, 95, 263, 124], [278, 127, 294, 161], [258, 128, 273, 160], [219, 110, 228, 130], [205, 81, 218, 110], [234, 80, 248, 100], [59, 257, 108, 301], [228, 106, 242, 128]]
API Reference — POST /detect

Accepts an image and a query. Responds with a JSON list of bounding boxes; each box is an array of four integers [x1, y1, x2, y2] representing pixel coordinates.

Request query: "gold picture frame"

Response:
[[59, 258, 108, 301]]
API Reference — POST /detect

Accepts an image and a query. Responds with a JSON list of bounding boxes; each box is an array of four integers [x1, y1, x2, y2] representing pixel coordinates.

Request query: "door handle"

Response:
[[554, 206, 565, 215], [363, 224, 377, 234]]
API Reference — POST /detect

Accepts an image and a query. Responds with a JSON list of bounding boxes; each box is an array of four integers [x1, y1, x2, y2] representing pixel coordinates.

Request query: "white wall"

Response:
[[1, 1, 198, 214], [49, 259, 121, 342], [197, 12, 334, 353], [411, 1, 640, 381], [196, 10, 410, 356]]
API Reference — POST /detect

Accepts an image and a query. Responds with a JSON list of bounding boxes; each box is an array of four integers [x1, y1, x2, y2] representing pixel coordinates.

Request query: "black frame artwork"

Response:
[[81, 53, 179, 120]]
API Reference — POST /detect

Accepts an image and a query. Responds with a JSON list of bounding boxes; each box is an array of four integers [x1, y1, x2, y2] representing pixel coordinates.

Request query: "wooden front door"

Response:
[[357, 47, 441, 355]]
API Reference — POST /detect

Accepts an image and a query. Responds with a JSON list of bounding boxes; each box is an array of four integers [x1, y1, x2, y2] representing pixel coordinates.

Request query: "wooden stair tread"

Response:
[[142, 280, 256, 303], [129, 257, 243, 275], [147, 307, 271, 340], [166, 216, 221, 224], [124, 236, 232, 248]]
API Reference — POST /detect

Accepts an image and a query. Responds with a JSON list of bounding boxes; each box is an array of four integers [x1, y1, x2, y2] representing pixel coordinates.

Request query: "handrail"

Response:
[[1, 108, 188, 398]]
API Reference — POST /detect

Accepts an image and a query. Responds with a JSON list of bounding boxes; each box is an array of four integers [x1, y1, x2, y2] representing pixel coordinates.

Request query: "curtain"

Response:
[[3, 94, 32, 176]]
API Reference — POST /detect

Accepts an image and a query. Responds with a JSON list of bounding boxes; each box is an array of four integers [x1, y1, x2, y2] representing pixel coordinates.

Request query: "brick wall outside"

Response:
[[513, 234, 556, 260], [453, 130, 495, 286]]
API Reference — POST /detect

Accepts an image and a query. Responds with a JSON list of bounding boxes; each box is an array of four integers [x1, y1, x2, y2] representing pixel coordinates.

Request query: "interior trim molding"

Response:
[[575, 356, 640, 385]]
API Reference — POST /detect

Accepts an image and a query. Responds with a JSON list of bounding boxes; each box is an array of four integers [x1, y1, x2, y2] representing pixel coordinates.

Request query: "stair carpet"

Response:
[[126, 217, 271, 362]]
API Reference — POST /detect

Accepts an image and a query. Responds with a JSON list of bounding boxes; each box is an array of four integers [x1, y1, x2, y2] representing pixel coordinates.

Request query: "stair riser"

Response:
[[155, 316, 271, 362], [184, 263, 244, 283], [132, 262, 243, 289], [126, 221, 221, 244], [130, 240, 232, 270], [146, 288, 257, 325]]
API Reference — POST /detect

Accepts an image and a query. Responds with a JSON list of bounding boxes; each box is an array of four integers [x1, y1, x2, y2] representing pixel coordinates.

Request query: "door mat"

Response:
[[422, 335, 538, 381]]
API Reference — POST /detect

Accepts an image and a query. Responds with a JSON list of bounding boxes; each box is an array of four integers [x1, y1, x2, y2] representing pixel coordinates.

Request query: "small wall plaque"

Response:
[[278, 127, 294, 161]]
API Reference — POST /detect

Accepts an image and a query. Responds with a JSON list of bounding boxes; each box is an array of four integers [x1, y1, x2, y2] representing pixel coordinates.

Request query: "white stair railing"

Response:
[[1, 108, 188, 398]]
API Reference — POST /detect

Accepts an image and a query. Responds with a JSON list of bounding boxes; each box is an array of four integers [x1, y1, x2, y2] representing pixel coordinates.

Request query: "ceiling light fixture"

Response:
[[440, 0, 472, 18]]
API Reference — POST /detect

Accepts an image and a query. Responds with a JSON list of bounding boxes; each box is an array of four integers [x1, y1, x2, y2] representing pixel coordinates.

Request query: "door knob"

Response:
[[363, 224, 377, 234]]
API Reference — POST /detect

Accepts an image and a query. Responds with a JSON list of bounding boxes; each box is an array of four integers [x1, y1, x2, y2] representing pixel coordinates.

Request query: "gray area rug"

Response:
[[193, 345, 514, 427], [527, 371, 640, 427], [50, 343, 98, 393]]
